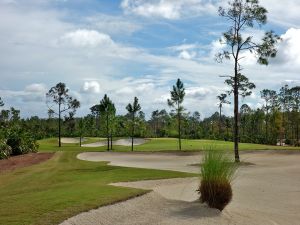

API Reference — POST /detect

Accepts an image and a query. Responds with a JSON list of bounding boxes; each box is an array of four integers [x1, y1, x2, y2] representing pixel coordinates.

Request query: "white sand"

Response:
[[113, 138, 149, 146], [60, 151, 300, 225], [81, 142, 106, 147], [60, 138, 86, 144], [81, 138, 149, 147], [77, 152, 200, 173]]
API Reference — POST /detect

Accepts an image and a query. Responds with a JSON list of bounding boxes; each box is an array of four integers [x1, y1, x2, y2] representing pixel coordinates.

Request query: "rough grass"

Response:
[[199, 150, 237, 210], [0, 146, 195, 225]]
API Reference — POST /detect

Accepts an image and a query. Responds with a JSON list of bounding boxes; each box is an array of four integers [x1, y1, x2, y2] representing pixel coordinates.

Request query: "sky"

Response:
[[1, 0, 300, 119]]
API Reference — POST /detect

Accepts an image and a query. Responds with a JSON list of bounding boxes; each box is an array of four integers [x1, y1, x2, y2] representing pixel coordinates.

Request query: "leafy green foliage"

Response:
[[6, 129, 38, 156], [0, 140, 12, 159]]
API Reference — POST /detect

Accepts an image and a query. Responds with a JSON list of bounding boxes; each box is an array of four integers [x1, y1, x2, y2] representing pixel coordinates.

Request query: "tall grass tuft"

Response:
[[198, 149, 237, 211]]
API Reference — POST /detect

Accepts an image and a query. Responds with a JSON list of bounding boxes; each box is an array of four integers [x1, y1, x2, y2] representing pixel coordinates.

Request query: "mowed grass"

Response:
[[3, 137, 297, 225], [0, 142, 195, 225], [38, 137, 300, 152]]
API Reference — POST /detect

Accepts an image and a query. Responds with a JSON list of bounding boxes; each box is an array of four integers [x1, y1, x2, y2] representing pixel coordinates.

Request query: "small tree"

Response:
[[99, 94, 116, 151], [46, 82, 80, 147], [217, 94, 230, 136], [217, 0, 280, 162], [126, 97, 141, 151], [168, 78, 185, 150]]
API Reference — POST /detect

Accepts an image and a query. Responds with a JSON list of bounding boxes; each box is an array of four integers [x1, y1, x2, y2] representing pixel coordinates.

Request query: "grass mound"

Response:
[[199, 150, 237, 211]]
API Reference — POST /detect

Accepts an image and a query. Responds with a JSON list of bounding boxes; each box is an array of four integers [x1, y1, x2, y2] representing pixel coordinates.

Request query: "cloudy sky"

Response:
[[1, 0, 300, 118]]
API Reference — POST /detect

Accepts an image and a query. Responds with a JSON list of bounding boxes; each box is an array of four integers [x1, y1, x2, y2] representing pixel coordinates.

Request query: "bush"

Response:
[[0, 140, 12, 159], [6, 130, 39, 156], [198, 149, 237, 211], [6, 135, 22, 155]]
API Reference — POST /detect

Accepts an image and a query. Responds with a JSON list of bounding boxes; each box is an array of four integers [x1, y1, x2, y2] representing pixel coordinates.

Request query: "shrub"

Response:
[[0, 140, 12, 159], [198, 149, 237, 211], [6, 135, 22, 155], [6, 130, 39, 156]]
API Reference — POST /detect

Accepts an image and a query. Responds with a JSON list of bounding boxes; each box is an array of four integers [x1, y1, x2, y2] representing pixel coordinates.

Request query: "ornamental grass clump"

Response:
[[199, 150, 237, 211]]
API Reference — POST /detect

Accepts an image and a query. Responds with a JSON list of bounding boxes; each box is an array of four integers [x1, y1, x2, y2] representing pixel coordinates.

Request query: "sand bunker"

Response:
[[113, 138, 148, 146], [61, 152, 300, 225], [81, 142, 106, 147], [60, 138, 86, 144], [77, 152, 200, 173], [81, 138, 148, 147]]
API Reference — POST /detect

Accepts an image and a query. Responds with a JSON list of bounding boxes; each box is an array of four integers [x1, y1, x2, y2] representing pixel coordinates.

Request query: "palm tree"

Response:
[[126, 97, 141, 151], [168, 78, 185, 150], [217, 93, 230, 136]]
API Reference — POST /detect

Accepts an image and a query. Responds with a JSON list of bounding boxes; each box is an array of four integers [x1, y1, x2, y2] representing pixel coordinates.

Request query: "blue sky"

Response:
[[1, 0, 300, 118]]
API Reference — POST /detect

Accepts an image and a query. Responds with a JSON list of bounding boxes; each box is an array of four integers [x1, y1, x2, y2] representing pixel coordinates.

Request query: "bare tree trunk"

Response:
[[79, 136, 82, 147], [219, 105, 222, 137], [131, 115, 134, 151], [265, 108, 268, 143], [178, 104, 182, 150], [110, 133, 113, 150], [106, 114, 109, 151], [234, 60, 240, 162], [58, 102, 61, 147]]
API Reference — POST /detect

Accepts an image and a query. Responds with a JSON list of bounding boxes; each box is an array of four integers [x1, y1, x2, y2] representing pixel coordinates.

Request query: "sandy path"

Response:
[[61, 152, 300, 225]]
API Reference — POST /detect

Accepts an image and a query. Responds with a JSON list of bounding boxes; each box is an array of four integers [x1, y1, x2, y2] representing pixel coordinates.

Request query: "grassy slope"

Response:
[[39, 137, 300, 152], [0, 141, 195, 225]]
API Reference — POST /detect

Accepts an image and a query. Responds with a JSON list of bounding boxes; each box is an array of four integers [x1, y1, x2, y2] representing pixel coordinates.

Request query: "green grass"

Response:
[[39, 137, 300, 152], [0, 142, 195, 225], [3, 137, 297, 225]]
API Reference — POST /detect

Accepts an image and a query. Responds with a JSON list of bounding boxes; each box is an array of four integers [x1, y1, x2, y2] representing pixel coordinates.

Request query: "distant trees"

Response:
[[168, 78, 185, 150], [290, 87, 300, 145], [46, 82, 80, 147], [99, 94, 116, 151], [0, 97, 4, 107], [217, 0, 280, 162], [261, 89, 277, 141], [126, 97, 141, 151], [217, 94, 230, 136]]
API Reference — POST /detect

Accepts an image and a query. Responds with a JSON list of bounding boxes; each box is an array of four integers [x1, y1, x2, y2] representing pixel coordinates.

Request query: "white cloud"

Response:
[[59, 29, 113, 48], [169, 43, 201, 60], [178, 50, 196, 60], [273, 28, 300, 66], [84, 14, 141, 36], [261, 0, 300, 28], [121, 0, 219, 19], [24, 83, 47, 93], [81, 81, 101, 94], [0, 83, 47, 104]]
